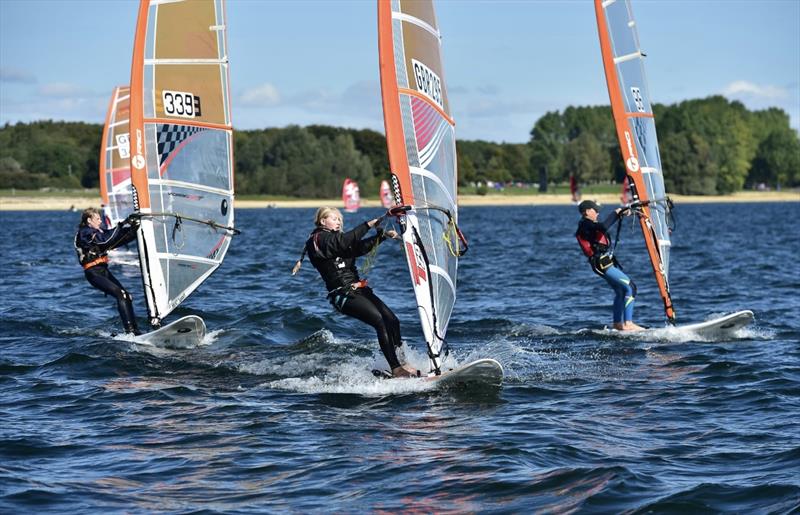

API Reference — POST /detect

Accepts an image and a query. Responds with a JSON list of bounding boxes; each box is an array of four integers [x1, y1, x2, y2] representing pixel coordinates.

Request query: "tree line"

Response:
[[1, 96, 797, 196]]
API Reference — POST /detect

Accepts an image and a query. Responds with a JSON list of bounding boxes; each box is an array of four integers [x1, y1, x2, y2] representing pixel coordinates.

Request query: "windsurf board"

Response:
[[373, 358, 504, 387], [137, 315, 206, 349], [672, 310, 754, 338]]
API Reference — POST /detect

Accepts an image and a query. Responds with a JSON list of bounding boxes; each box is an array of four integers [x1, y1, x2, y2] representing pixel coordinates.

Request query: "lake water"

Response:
[[1, 202, 798, 512]]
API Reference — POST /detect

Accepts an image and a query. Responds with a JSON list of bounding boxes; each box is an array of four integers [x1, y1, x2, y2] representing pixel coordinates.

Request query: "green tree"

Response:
[[562, 132, 609, 184]]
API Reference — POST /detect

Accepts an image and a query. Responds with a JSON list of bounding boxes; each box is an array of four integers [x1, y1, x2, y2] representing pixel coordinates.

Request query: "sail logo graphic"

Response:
[[132, 129, 145, 170], [624, 131, 639, 172], [405, 241, 427, 285], [411, 59, 443, 109], [162, 90, 202, 119], [116, 133, 130, 159]]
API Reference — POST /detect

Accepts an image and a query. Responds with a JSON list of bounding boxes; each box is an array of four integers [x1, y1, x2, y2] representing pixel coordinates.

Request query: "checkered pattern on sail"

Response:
[[157, 124, 206, 165]]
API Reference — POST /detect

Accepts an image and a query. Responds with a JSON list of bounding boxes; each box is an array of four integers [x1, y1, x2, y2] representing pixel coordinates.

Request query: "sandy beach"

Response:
[[0, 190, 797, 211]]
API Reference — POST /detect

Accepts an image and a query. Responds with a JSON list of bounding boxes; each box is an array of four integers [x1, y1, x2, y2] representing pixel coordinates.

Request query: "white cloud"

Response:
[[0, 67, 36, 84], [721, 80, 788, 101], [239, 83, 281, 107]]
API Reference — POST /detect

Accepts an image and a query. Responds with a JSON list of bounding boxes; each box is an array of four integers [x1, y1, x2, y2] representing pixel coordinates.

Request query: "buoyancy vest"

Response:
[[575, 215, 618, 275], [74, 227, 108, 269], [74, 224, 135, 269]]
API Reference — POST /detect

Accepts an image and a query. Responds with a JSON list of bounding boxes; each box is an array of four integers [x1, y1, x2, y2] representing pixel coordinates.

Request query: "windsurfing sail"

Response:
[[378, 0, 466, 375], [99, 86, 133, 227], [129, 0, 237, 327], [342, 178, 360, 213], [595, 0, 675, 322], [379, 179, 393, 208]]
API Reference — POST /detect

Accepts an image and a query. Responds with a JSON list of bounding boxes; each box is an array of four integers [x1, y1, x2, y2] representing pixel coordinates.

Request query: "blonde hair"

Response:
[[293, 207, 344, 276], [314, 206, 342, 227]]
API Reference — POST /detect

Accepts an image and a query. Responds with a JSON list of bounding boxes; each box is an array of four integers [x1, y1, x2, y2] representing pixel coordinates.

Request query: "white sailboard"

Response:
[[594, 0, 752, 331], [378, 0, 502, 385], [670, 310, 754, 338], [134, 315, 206, 349], [128, 0, 238, 346]]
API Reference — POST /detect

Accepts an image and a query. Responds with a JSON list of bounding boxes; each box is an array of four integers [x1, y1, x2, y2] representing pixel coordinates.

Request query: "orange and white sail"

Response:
[[342, 178, 360, 213], [99, 86, 133, 227], [379, 0, 465, 375], [595, 0, 675, 321], [379, 179, 393, 208], [129, 0, 237, 327]]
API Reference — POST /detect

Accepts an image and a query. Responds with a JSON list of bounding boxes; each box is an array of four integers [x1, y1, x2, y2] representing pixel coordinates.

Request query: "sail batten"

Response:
[[595, 0, 675, 322], [129, 0, 235, 326]]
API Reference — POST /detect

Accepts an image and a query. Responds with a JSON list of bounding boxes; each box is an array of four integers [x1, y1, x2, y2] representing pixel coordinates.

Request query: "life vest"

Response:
[[74, 227, 108, 269], [575, 220, 610, 258], [576, 218, 615, 275]]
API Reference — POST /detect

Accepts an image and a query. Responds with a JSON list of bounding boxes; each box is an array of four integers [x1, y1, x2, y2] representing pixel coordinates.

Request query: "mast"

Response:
[[595, 0, 675, 322]]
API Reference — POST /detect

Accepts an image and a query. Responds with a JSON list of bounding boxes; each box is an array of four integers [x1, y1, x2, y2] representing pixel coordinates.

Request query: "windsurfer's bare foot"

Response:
[[622, 322, 645, 331], [392, 365, 421, 378]]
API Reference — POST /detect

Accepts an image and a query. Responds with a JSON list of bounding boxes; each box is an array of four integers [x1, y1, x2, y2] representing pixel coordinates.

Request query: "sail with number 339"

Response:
[[128, 0, 239, 329]]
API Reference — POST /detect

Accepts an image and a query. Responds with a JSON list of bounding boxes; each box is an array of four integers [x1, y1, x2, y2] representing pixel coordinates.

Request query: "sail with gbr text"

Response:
[[99, 86, 133, 227], [595, 0, 675, 322], [129, 0, 237, 327], [378, 0, 466, 375]]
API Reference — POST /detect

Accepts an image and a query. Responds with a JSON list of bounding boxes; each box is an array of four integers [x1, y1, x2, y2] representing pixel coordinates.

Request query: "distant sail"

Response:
[[569, 174, 581, 203], [595, 0, 675, 321], [620, 175, 633, 205], [379, 0, 465, 375], [379, 179, 393, 208], [99, 86, 133, 227], [129, 0, 237, 327], [342, 178, 360, 213]]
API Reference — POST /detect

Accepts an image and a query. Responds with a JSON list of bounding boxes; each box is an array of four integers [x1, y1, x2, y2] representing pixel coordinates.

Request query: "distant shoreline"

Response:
[[0, 190, 797, 211]]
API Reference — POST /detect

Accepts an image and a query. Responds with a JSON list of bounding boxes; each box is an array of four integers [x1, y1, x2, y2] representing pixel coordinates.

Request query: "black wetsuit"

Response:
[[74, 222, 140, 334], [306, 223, 403, 370]]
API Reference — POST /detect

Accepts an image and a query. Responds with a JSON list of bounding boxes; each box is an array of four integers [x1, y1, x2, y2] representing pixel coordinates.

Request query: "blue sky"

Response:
[[1, 0, 798, 143]]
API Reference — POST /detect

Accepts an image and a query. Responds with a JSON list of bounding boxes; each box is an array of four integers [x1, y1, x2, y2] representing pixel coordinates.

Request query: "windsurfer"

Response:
[[575, 200, 644, 331], [74, 207, 141, 335], [295, 207, 418, 378]]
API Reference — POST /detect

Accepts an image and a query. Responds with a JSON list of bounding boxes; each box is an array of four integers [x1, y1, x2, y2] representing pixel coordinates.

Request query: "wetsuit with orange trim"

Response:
[[74, 221, 140, 334], [305, 222, 403, 370], [576, 210, 638, 325]]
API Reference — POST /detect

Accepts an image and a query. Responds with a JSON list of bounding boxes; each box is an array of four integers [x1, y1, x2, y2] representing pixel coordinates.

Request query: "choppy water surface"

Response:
[[1, 203, 798, 512]]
